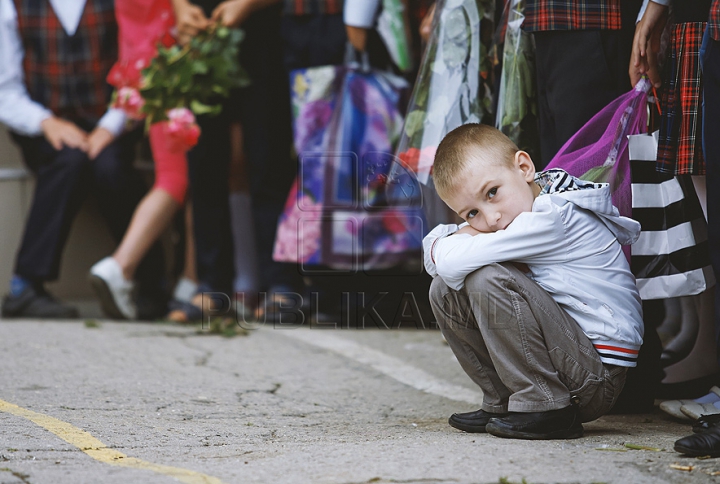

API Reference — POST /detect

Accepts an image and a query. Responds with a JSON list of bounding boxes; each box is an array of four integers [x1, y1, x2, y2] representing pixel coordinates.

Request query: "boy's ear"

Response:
[[514, 151, 535, 181]]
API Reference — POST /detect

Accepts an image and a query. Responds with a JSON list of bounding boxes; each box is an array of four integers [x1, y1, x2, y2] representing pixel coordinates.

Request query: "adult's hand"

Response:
[[346, 25, 368, 52], [211, 0, 280, 27], [87, 127, 115, 160], [40, 117, 89, 152], [172, 0, 209, 45], [211, 0, 253, 27], [419, 3, 435, 42], [630, 2, 668, 88]]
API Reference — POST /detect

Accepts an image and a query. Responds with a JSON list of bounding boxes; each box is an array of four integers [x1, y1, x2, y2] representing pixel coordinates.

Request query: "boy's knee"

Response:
[[429, 276, 450, 305], [464, 263, 507, 292], [55, 147, 91, 173]]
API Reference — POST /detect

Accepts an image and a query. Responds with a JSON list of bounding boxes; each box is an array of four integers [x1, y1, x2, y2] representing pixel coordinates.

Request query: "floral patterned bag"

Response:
[[273, 51, 425, 270], [393, 0, 494, 186]]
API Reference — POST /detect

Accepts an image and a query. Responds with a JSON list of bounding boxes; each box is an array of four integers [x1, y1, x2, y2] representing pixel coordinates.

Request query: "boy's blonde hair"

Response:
[[433, 124, 519, 198]]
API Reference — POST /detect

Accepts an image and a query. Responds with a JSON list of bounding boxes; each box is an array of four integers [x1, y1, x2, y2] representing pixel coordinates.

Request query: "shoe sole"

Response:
[[674, 443, 720, 457], [486, 422, 584, 440], [1, 308, 79, 319], [448, 418, 488, 433], [88, 274, 128, 320]]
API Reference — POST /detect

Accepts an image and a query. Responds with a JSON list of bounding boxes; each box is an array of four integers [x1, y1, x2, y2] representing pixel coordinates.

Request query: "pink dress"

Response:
[[108, 0, 187, 205], [108, 0, 176, 89]]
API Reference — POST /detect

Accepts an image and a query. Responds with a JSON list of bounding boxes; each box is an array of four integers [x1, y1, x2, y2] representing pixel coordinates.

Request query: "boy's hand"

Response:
[[41, 117, 89, 152], [87, 127, 115, 160], [172, 0, 210, 45], [455, 225, 482, 236]]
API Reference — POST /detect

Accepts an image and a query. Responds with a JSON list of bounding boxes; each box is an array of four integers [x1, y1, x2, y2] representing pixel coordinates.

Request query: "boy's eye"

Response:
[[467, 209, 478, 220], [488, 187, 498, 198]]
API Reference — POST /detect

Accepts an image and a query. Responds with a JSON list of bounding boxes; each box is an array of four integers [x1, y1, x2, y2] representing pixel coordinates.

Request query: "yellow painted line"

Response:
[[0, 399, 225, 484]]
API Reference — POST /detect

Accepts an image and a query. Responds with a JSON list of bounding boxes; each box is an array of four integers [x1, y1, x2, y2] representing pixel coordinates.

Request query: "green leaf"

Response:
[[404, 110, 426, 138], [139, 23, 247, 123], [192, 61, 208, 74], [190, 100, 216, 115]]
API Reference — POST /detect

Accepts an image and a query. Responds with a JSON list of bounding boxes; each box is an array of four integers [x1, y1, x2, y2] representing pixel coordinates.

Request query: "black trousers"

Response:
[[701, 32, 720, 362], [188, 5, 301, 295], [11, 131, 164, 297], [533, 29, 634, 167]]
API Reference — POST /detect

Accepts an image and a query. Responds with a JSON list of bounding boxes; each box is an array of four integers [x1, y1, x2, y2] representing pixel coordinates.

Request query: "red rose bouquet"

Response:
[[111, 23, 248, 152]]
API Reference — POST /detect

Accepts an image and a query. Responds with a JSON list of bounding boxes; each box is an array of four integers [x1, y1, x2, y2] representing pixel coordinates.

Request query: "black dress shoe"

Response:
[[693, 414, 720, 433], [675, 426, 720, 457], [485, 406, 583, 440], [448, 409, 509, 433], [656, 373, 720, 400], [1, 286, 79, 319]]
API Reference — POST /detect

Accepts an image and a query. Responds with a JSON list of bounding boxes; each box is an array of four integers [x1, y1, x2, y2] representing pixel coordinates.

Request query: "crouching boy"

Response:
[[425, 124, 644, 440]]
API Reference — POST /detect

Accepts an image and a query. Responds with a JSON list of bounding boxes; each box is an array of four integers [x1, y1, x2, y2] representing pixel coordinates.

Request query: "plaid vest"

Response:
[[14, 0, 117, 124], [710, 0, 720, 41], [523, 0, 621, 32], [282, 0, 341, 16]]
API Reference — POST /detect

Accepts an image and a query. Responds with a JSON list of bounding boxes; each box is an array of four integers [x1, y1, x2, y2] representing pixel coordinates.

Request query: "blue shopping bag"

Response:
[[274, 49, 425, 270]]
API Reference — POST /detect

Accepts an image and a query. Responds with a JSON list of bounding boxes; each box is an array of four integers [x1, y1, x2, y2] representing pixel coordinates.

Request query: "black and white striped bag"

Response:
[[629, 132, 715, 299]]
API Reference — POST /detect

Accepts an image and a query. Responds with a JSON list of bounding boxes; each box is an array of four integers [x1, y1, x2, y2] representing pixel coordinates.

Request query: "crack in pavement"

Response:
[[342, 478, 459, 484], [0, 467, 32, 484]]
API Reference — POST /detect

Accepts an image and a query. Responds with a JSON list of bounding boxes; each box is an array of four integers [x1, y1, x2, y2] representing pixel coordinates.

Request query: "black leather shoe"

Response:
[[1, 286, 79, 319], [675, 426, 720, 456], [485, 406, 583, 440], [448, 409, 509, 433], [693, 414, 720, 433]]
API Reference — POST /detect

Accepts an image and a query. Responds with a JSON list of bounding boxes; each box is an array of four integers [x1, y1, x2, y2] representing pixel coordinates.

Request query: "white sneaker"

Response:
[[173, 277, 198, 303], [89, 257, 137, 320]]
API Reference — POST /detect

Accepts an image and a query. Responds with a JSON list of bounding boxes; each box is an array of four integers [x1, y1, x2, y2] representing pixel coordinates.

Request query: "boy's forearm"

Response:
[[433, 235, 488, 290], [432, 209, 566, 290]]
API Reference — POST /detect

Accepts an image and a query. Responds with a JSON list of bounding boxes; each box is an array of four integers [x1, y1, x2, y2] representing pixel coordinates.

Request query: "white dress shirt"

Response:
[[0, 0, 125, 137], [637, 0, 671, 22], [344, 0, 381, 28]]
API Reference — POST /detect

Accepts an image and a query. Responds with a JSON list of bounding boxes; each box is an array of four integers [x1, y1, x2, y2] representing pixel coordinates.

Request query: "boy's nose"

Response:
[[486, 212, 500, 229]]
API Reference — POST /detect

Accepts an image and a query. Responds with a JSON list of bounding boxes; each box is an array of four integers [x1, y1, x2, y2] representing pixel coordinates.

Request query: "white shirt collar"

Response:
[[49, 0, 87, 36]]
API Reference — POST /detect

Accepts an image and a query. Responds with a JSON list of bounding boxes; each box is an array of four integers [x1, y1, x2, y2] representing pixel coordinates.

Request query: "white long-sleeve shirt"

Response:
[[344, 0, 381, 28], [424, 170, 644, 367], [0, 0, 125, 137], [637, 0, 671, 22]]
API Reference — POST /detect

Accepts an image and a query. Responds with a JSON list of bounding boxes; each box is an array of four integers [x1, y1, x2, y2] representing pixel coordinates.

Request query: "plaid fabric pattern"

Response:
[[523, 0, 621, 32], [14, 0, 117, 124], [710, 0, 720, 41], [282, 0, 341, 16], [494, 0, 512, 46], [657, 22, 706, 175]]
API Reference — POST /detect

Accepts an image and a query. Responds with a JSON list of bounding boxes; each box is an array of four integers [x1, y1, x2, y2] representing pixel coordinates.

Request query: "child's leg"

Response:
[[463, 263, 627, 423], [430, 277, 512, 413], [228, 121, 259, 298], [111, 123, 187, 280], [111, 189, 179, 280]]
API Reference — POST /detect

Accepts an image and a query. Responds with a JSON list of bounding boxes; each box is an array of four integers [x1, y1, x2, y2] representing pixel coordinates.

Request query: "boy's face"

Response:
[[443, 151, 540, 233]]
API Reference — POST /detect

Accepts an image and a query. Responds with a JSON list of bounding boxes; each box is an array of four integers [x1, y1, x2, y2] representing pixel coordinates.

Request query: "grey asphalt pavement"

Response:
[[0, 319, 716, 484]]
